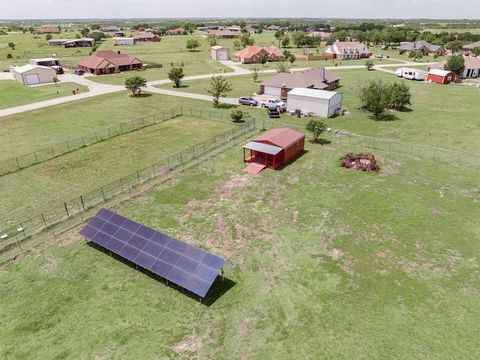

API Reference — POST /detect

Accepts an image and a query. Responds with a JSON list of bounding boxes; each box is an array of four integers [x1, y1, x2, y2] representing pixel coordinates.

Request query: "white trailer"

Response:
[[286, 88, 343, 118], [395, 67, 426, 80]]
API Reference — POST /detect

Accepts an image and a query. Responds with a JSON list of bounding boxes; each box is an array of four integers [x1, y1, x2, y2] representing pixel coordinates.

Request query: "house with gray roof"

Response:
[[397, 41, 446, 56]]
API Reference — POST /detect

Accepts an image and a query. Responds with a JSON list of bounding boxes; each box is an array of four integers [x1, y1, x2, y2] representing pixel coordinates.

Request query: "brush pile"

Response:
[[340, 153, 380, 173]]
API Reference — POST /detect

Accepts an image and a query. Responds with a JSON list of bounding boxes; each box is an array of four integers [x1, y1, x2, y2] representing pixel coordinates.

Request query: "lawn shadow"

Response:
[[216, 103, 236, 109], [277, 149, 309, 171], [87, 241, 235, 306], [130, 93, 153, 98], [177, 84, 190, 89], [372, 113, 398, 121], [308, 138, 331, 145]]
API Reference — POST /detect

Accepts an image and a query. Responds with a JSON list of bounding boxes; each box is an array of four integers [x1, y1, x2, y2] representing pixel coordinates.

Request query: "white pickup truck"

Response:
[[260, 98, 286, 110]]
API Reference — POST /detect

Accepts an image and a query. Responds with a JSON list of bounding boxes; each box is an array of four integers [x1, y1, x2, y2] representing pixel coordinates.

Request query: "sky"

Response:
[[0, 0, 479, 20]]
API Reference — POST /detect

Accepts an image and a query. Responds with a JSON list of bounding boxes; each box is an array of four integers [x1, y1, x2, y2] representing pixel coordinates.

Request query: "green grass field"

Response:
[[0, 136, 479, 358], [0, 114, 235, 228], [157, 69, 480, 154], [0, 80, 88, 109]]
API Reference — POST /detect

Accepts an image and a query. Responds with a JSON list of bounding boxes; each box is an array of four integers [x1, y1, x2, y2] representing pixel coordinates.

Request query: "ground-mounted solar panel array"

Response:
[[80, 208, 225, 298]]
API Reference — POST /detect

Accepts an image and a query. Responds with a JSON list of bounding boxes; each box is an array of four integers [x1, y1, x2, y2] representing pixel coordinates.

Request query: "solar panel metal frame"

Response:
[[80, 208, 225, 298]]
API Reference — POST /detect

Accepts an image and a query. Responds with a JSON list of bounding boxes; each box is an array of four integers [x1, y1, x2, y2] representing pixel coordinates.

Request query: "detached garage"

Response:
[[210, 46, 230, 61], [11, 64, 57, 85], [426, 69, 456, 84], [287, 88, 343, 118]]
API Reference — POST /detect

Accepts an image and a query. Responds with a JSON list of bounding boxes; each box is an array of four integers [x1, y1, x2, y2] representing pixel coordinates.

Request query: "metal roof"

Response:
[[243, 142, 283, 155], [11, 64, 55, 74], [428, 69, 453, 77], [288, 88, 338, 99]]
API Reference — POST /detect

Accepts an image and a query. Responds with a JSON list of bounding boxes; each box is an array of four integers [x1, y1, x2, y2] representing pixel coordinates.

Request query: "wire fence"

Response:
[[0, 118, 259, 261], [0, 106, 252, 178]]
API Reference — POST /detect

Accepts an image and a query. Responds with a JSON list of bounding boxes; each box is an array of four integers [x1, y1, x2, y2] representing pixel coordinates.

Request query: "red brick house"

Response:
[[166, 28, 186, 35], [234, 45, 285, 64], [36, 26, 60, 34], [78, 50, 142, 75], [133, 33, 160, 42]]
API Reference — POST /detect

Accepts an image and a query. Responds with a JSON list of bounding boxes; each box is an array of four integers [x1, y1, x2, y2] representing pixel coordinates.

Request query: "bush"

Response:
[[359, 80, 392, 119], [306, 119, 326, 142], [230, 109, 243, 122], [389, 82, 411, 110]]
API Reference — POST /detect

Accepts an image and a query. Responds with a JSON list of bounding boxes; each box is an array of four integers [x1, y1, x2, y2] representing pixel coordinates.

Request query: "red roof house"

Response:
[[243, 128, 305, 172], [133, 33, 160, 42], [426, 69, 456, 84], [166, 28, 186, 35], [78, 50, 142, 75], [234, 45, 285, 64], [36, 26, 60, 34]]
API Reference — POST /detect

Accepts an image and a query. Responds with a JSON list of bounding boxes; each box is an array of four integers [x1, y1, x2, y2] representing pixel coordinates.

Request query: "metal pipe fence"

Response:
[[0, 118, 258, 261]]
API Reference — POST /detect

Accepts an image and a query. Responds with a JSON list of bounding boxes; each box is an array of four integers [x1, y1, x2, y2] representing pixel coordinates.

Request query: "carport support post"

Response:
[[221, 268, 224, 281]]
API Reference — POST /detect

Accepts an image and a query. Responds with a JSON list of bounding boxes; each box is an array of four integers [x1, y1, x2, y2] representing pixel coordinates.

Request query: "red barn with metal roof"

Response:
[[243, 128, 305, 173], [426, 69, 456, 84]]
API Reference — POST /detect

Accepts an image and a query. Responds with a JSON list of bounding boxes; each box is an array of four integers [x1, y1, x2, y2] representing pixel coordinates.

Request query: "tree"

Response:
[[252, 67, 259, 82], [207, 76, 232, 107], [446, 40, 464, 53], [276, 61, 290, 73], [289, 53, 296, 65], [125, 76, 147, 96], [168, 66, 184, 88], [306, 119, 327, 143], [274, 30, 285, 46], [260, 55, 268, 66], [257, 28, 263, 34], [233, 40, 242, 50], [208, 37, 217, 47], [239, 32, 255, 48], [45, 34, 53, 41], [8, 42, 15, 50], [472, 47, 480, 57], [281, 34, 290, 48], [359, 80, 392, 119], [91, 32, 105, 42], [445, 54, 465, 75], [408, 50, 423, 61], [365, 59, 374, 71], [230, 109, 243, 122], [80, 28, 90, 37], [388, 82, 411, 111], [186, 39, 200, 52]]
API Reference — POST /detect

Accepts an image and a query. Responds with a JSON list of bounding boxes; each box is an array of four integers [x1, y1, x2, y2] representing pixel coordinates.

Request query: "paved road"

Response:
[[0, 60, 439, 118]]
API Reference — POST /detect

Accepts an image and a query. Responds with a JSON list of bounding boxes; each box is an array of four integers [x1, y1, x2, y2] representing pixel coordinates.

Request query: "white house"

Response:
[[286, 88, 343, 118], [11, 64, 57, 85], [210, 46, 230, 61], [462, 57, 480, 78], [324, 41, 371, 60], [114, 37, 135, 46]]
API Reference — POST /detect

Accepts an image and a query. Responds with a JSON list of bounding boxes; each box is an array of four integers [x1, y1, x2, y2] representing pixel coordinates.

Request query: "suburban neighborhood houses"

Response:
[[1, 13, 480, 360]]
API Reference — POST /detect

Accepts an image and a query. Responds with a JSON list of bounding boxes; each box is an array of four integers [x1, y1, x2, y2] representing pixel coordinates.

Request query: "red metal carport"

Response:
[[243, 128, 305, 171]]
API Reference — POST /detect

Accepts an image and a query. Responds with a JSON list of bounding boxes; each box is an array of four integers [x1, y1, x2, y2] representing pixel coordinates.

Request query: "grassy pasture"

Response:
[[0, 114, 235, 228], [0, 80, 88, 109], [0, 137, 479, 359], [156, 69, 480, 154]]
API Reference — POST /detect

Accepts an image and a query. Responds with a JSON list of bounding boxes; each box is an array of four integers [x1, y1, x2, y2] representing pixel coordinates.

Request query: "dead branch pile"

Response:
[[340, 153, 380, 173]]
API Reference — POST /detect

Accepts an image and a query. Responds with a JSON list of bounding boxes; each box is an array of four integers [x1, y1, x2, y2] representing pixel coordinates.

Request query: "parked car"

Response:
[[75, 69, 85, 75], [266, 107, 280, 118], [51, 65, 64, 75], [238, 97, 258, 106], [261, 98, 286, 110]]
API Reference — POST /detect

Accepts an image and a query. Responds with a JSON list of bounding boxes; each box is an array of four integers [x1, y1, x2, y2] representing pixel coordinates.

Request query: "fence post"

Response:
[[137, 170, 141, 183], [95, 132, 98, 142], [80, 195, 86, 211], [64, 202, 70, 218], [101, 187, 107, 203], [15, 157, 20, 170], [66, 141, 70, 152], [41, 213, 47, 228], [34, 151, 38, 163]]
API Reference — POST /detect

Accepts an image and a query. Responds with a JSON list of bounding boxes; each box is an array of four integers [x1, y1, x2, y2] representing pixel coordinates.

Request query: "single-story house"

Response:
[[207, 30, 239, 39], [114, 37, 135, 46], [324, 41, 371, 59], [133, 33, 160, 42], [29, 58, 60, 67], [48, 39, 70, 46], [309, 31, 332, 40], [433, 56, 480, 79], [64, 38, 95, 48], [462, 41, 480, 55], [426, 69, 455, 84], [138, 27, 146, 32], [245, 26, 256, 34], [166, 28, 186, 35], [11, 64, 57, 85], [397, 41, 446, 56], [234, 45, 284, 64], [78, 50, 142, 75], [36, 26, 60, 34], [267, 25, 280, 31], [260, 67, 340, 98], [227, 26, 241, 32], [114, 31, 125, 37], [286, 88, 343, 118], [101, 25, 120, 32], [210, 46, 230, 61], [243, 128, 305, 172]]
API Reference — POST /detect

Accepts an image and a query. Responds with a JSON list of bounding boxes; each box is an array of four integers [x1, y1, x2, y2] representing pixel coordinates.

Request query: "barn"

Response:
[[11, 64, 57, 85], [210, 46, 230, 61], [243, 128, 305, 173], [427, 69, 456, 84], [286, 88, 343, 118]]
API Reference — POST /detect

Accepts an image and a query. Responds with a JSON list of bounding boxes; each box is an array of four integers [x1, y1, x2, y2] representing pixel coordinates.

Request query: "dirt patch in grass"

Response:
[[38, 253, 61, 273], [172, 332, 208, 354]]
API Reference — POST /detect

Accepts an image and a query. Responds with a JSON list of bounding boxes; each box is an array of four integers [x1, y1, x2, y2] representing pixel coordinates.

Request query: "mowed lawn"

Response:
[[0, 91, 246, 162], [158, 69, 480, 154], [0, 115, 235, 228], [0, 80, 88, 109], [1, 138, 479, 358]]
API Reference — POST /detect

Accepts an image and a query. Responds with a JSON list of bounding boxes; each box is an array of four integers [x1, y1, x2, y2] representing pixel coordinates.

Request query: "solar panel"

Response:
[[80, 208, 225, 298]]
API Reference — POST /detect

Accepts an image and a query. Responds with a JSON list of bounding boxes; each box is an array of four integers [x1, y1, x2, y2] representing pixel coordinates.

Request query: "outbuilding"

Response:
[[114, 37, 135, 46], [11, 64, 57, 85], [426, 69, 456, 84], [210, 46, 230, 61], [287, 88, 343, 118], [243, 128, 305, 173]]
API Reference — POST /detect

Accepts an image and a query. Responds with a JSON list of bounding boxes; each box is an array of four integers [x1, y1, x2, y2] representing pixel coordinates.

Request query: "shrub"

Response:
[[230, 109, 243, 122]]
